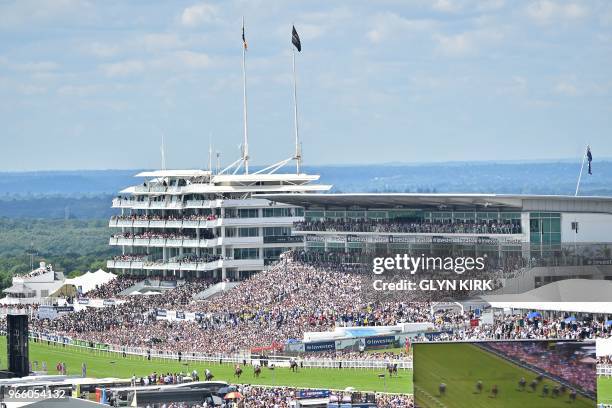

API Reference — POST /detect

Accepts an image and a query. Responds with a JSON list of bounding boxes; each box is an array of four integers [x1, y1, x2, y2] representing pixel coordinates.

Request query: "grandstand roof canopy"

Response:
[[482, 279, 612, 314], [263, 193, 612, 213]]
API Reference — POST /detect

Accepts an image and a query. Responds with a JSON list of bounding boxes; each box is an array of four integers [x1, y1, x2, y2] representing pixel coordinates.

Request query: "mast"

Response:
[[208, 135, 212, 173], [292, 46, 301, 174], [160, 131, 166, 171], [242, 16, 249, 174]]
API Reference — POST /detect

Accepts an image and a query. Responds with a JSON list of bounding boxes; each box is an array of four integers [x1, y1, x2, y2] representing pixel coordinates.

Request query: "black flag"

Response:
[[242, 24, 247, 50], [292, 25, 301, 52], [587, 146, 592, 175]]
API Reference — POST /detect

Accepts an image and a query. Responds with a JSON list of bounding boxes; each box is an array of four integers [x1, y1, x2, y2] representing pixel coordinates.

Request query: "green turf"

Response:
[[599, 377, 612, 404], [414, 343, 593, 408], [0, 337, 411, 394]]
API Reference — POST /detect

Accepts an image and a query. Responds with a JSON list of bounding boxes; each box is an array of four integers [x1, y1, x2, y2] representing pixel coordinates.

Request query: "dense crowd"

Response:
[[33, 278, 215, 344], [113, 230, 216, 240], [28, 256, 611, 357], [304, 350, 411, 361], [19, 263, 54, 278], [487, 341, 596, 394], [415, 312, 608, 342], [86, 276, 140, 298], [235, 386, 414, 408], [598, 356, 612, 364], [294, 219, 521, 235], [112, 214, 218, 221], [120, 385, 414, 408]]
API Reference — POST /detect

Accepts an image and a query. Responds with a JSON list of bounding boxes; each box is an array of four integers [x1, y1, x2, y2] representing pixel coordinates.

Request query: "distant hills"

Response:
[[1, 161, 611, 219]]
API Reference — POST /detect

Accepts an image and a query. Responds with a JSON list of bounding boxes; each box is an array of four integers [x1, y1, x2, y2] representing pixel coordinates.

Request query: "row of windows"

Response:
[[529, 213, 561, 246], [224, 227, 293, 238], [263, 227, 292, 237], [223, 207, 304, 218], [233, 248, 259, 260], [305, 210, 521, 222]]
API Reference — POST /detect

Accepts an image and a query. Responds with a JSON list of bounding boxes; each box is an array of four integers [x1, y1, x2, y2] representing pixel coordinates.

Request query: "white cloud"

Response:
[[57, 84, 103, 97], [526, 1, 589, 24], [173, 51, 211, 69], [366, 12, 437, 44], [554, 80, 578, 96], [435, 28, 504, 57], [88, 42, 119, 58], [0, 0, 93, 28], [18, 84, 47, 95], [101, 60, 145, 77], [432, 0, 461, 13], [138, 33, 184, 52], [180, 2, 217, 27], [436, 33, 474, 56], [0, 58, 59, 72]]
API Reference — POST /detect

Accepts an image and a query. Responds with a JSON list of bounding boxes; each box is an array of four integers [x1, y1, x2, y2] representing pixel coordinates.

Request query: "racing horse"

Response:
[[234, 365, 243, 379], [387, 363, 398, 377]]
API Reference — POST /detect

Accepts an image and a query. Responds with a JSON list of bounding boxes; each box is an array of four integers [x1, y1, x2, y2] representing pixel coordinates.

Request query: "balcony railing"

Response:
[[109, 236, 223, 248], [106, 258, 261, 271]]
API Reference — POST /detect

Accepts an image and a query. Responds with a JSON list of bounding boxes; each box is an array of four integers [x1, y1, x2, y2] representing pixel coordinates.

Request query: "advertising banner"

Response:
[[304, 341, 336, 352]]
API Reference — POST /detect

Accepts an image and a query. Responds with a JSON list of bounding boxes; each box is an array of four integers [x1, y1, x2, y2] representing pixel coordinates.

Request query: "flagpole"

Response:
[[242, 16, 249, 174], [292, 46, 301, 174], [575, 144, 588, 196], [160, 131, 166, 171]]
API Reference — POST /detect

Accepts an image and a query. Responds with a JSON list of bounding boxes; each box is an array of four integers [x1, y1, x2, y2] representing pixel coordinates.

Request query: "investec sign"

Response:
[[37, 305, 74, 320], [304, 341, 336, 352], [305, 234, 522, 245], [364, 335, 396, 349]]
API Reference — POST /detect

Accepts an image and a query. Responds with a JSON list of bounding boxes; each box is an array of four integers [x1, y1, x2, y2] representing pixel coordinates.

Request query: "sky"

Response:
[[0, 0, 611, 171]]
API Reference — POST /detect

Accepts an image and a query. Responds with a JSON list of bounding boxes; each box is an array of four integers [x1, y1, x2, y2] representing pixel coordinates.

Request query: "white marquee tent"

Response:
[[64, 269, 116, 295]]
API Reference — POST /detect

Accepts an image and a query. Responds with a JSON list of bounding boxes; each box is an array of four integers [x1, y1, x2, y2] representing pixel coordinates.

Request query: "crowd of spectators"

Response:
[[598, 355, 612, 365], [32, 278, 215, 345], [26, 255, 612, 359], [422, 310, 609, 342], [112, 214, 217, 222], [113, 254, 149, 261], [304, 350, 410, 361], [19, 263, 54, 278], [86, 276, 140, 298], [113, 230, 215, 240], [294, 219, 521, 235], [234, 386, 414, 408], [113, 253, 223, 265], [487, 341, 596, 394]]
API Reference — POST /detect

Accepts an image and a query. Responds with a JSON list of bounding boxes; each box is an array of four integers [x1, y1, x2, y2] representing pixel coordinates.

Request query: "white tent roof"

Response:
[[482, 279, 612, 314], [597, 338, 612, 357], [65, 269, 116, 294]]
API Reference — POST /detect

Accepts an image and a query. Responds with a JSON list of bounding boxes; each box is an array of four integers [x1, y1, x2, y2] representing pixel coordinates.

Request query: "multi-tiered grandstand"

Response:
[[107, 170, 330, 280]]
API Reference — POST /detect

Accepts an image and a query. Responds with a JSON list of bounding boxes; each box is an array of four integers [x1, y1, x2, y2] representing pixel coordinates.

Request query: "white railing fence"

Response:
[[30, 333, 411, 371]]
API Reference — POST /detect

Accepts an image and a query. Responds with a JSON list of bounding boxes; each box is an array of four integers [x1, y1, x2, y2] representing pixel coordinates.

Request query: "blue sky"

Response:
[[0, 0, 611, 171]]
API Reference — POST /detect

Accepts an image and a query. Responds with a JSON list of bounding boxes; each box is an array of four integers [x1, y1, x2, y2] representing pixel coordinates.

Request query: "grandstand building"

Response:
[[265, 193, 612, 291], [107, 170, 330, 280]]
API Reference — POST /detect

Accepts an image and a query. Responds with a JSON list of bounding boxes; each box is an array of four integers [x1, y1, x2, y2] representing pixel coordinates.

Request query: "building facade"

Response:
[[107, 170, 330, 280], [265, 193, 612, 290]]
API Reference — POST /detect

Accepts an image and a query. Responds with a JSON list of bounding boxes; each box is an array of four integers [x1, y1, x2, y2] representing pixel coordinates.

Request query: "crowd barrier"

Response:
[[30, 333, 412, 370], [598, 364, 612, 377]]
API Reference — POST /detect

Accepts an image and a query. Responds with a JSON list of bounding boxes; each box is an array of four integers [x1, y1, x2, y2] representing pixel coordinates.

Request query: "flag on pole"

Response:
[[292, 25, 301, 52], [587, 146, 592, 175], [242, 22, 248, 50]]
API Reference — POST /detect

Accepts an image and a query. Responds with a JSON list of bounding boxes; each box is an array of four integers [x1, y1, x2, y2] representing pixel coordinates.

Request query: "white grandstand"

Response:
[[107, 170, 330, 280]]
